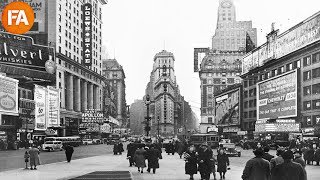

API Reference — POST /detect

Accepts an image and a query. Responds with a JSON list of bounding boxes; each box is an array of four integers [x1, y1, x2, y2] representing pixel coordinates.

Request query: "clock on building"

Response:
[[221, 1, 232, 8]]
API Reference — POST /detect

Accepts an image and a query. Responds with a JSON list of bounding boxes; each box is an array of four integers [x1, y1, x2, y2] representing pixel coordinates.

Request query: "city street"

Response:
[[0, 144, 115, 172]]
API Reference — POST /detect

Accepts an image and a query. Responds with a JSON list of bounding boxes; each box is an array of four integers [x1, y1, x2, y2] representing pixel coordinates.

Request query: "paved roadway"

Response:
[[0, 144, 115, 172]]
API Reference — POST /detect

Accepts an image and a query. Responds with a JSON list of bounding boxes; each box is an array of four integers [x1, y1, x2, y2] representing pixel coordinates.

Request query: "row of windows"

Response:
[[303, 52, 320, 66], [303, 99, 320, 111], [244, 99, 257, 109], [303, 67, 320, 81], [243, 88, 256, 98], [303, 83, 320, 96], [18, 88, 33, 100], [243, 110, 257, 118], [303, 115, 320, 126], [203, 72, 241, 77], [204, 78, 238, 85]]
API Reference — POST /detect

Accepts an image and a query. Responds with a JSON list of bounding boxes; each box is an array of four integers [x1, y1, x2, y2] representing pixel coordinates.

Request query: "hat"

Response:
[[294, 150, 302, 155], [276, 147, 285, 156], [201, 142, 208, 147], [253, 148, 264, 156], [282, 150, 294, 160]]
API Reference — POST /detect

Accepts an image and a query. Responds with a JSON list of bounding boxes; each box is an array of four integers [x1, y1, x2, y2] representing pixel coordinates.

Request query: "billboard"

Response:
[[19, 98, 35, 130], [0, 32, 55, 71], [47, 86, 60, 127], [34, 85, 46, 130], [82, 3, 92, 66], [257, 70, 297, 120], [82, 109, 104, 124], [255, 119, 300, 132], [194, 48, 209, 72], [215, 88, 240, 125], [22, 0, 46, 33], [0, 75, 18, 115]]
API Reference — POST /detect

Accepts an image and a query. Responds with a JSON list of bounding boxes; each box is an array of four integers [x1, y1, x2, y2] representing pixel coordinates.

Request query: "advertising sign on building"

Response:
[[257, 70, 297, 120], [19, 98, 35, 129], [82, 3, 92, 66], [194, 48, 209, 72], [215, 88, 240, 125], [34, 85, 46, 130], [47, 86, 60, 127], [82, 109, 104, 124], [22, 0, 46, 33], [255, 119, 300, 132], [0, 75, 18, 115], [0, 32, 55, 71]]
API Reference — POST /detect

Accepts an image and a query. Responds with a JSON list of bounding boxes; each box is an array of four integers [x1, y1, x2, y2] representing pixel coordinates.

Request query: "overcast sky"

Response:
[[101, 0, 320, 120]]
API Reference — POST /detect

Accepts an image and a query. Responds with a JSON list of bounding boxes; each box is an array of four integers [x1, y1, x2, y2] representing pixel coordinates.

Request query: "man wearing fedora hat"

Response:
[[242, 148, 270, 180], [198, 142, 213, 180]]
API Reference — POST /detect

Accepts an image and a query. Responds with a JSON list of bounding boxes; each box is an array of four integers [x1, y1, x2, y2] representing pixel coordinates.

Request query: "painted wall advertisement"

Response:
[[34, 85, 46, 130], [47, 86, 60, 127], [215, 89, 240, 125], [0, 75, 18, 115], [257, 70, 297, 120]]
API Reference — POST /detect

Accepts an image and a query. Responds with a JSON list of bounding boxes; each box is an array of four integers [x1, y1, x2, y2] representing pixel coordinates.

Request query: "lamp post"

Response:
[[157, 116, 160, 139], [145, 95, 151, 137]]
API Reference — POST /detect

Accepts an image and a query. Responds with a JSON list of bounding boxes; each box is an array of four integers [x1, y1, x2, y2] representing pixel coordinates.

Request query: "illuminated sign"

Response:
[[82, 3, 92, 66], [215, 88, 240, 125], [82, 109, 104, 123], [0, 32, 55, 71], [34, 85, 46, 130], [257, 70, 297, 120], [47, 86, 60, 127], [255, 122, 300, 132]]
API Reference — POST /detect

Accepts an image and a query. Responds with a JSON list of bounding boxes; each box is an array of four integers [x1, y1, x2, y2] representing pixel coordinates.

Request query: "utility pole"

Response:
[[144, 95, 151, 136]]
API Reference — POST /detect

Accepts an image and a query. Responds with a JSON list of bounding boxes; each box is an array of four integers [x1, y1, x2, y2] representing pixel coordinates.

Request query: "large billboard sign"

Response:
[[47, 86, 60, 127], [0, 32, 55, 71], [255, 119, 300, 132], [34, 85, 46, 130], [82, 3, 92, 66], [0, 75, 18, 115], [257, 70, 297, 120], [82, 109, 104, 124], [215, 88, 240, 125], [193, 48, 209, 72], [19, 98, 35, 129]]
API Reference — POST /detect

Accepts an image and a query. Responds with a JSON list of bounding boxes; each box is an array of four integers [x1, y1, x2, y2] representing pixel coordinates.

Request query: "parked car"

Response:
[[92, 139, 102, 144], [82, 139, 93, 145], [42, 141, 63, 152], [225, 147, 241, 157]]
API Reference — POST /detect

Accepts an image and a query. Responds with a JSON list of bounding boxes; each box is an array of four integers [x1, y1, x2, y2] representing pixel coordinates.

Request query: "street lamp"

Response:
[[144, 94, 151, 136], [157, 116, 160, 139]]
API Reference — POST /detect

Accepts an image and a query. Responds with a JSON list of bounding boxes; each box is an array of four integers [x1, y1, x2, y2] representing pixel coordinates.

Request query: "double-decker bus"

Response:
[[189, 133, 220, 149], [44, 136, 81, 147]]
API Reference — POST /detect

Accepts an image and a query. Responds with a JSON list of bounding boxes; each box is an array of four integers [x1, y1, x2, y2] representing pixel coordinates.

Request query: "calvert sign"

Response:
[[0, 32, 55, 71], [257, 70, 297, 120]]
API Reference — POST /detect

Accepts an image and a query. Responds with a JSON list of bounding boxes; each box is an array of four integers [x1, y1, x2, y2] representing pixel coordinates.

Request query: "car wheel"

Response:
[[238, 153, 241, 157]]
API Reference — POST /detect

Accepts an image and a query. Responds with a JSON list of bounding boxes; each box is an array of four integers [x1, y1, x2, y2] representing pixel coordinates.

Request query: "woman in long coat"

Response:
[[146, 144, 162, 174], [134, 144, 147, 173], [217, 148, 229, 179], [184, 145, 198, 180], [65, 144, 74, 162], [29, 145, 40, 170]]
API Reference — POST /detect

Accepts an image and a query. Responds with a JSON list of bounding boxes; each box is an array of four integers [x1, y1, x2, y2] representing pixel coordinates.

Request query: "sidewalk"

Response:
[[0, 152, 243, 180]]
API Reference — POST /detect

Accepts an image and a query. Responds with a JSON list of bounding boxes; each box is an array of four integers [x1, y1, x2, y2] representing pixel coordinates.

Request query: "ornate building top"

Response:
[[154, 50, 175, 61]]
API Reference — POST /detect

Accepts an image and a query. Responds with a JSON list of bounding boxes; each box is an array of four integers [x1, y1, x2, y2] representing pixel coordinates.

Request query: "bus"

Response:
[[44, 136, 81, 147], [189, 133, 220, 149]]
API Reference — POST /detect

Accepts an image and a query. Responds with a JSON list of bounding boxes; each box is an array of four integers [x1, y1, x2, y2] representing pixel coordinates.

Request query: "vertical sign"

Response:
[[0, 75, 19, 115], [34, 85, 46, 130], [82, 3, 92, 66], [47, 86, 60, 127]]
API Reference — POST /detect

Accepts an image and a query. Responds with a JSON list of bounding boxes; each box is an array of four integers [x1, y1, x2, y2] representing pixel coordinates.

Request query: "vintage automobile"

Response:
[[42, 141, 63, 152], [82, 139, 93, 145], [225, 147, 241, 157]]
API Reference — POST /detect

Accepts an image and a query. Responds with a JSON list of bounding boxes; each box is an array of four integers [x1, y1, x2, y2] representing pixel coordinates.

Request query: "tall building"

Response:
[[102, 59, 127, 127], [47, 0, 108, 136], [194, 0, 257, 133], [129, 100, 145, 135]]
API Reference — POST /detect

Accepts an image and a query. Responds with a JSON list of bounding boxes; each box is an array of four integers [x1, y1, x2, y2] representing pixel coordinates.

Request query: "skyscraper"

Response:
[[195, 0, 257, 133]]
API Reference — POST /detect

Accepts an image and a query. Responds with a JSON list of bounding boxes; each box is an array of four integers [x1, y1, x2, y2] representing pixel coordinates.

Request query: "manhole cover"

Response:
[[69, 171, 132, 180]]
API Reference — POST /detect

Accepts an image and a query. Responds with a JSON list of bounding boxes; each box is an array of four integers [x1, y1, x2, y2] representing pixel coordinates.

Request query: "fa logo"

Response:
[[1, 1, 34, 34]]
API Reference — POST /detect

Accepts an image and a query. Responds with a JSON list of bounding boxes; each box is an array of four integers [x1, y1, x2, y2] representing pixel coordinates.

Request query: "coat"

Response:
[[127, 143, 136, 157], [303, 149, 314, 161], [146, 148, 162, 168], [184, 150, 198, 175], [177, 142, 185, 155], [217, 153, 229, 172], [29, 147, 40, 166], [270, 156, 284, 171], [134, 148, 147, 168], [198, 148, 213, 174], [263, 152, 274, 162], [165, 143, 175, 153], [314, 148, 320, 162], [271, 160, 306, 180], [241, 157, 270, 180], [294, 156, 307, 180]]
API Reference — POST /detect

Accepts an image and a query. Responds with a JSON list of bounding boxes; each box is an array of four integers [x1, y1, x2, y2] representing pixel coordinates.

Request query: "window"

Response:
[[313, 83, 320, 94], [208, 79, 212, 84], [286, 63, 293, 71], [312, 52, 320, 64], [202, 79, 207, 84], [314, 115, 320, 125], [249, 100, 254, 107], [58, 14, 61, 22], [244, 112, 248, 118], [244, 101, 248, 109], [304, 116, 312, 126], [312, 99, 320, 109], [312, 67, 320, 79], [278, 66, 284, 74], [208, 94, 213, 99], [208, 87, 212, 92], [59, 25, 61, 32], [244, 91, 248, 98], [59, 46, 61, 53], [249, 89, 255, 97], [303, 71, 311, 81], [303, 56, 311, 66], [303, 101, 312, 111], [208, 73, 212, 77], [303, 86, 311, 96], [59, 36, 61, 43], [208, 117, 213, 124], [208, 102, 212, 107]]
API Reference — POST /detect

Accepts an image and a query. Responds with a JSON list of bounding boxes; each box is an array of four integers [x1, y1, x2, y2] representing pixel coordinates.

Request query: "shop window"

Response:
[[303, 101, 312, 111], [303, 86, 311, 96], [303, 71, 311, 81], [312, 52, 320, 64], [312, 83, 320, 94], [303, 56, 311, 66], [312, 99, 320, 109], [312, 67, 320, 79]]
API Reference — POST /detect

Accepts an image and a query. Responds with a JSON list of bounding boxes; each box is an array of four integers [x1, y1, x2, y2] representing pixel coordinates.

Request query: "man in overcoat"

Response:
[[146, 144, 162, 174], [241, 148, 270, 180], [197, 142, 213, 180]]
